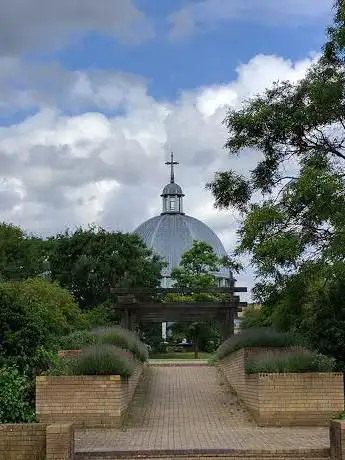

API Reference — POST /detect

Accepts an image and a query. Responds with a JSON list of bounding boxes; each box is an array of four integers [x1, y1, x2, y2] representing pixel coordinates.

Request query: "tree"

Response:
[[206, 1, 345, 367], [206, 3, 345, 290], [0, 223, 49, 281], [171, 240, 220, 292], [170, 241, 227, 357], [48, 226, 163, 309], [240, 304, 268, 330]]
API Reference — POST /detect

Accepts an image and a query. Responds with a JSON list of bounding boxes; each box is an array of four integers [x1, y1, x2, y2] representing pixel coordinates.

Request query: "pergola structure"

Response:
[[111, 286, 247, 341]]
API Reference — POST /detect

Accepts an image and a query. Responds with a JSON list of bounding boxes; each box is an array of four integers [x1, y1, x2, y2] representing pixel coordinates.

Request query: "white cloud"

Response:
[[168, 0, 331, 39], [0, 53, 317, 296]]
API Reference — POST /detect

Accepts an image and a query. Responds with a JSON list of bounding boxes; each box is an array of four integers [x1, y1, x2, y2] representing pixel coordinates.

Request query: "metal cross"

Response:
[[165, 152, 179, 183]]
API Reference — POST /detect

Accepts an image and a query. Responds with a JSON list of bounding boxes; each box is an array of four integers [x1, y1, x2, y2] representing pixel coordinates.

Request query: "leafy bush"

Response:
[[0, 278, 80, 374], [245, 349, 336, 374], [78, 303, 116, 329], [44, 353, 74, 376], [215, 327, 295, 360], [95, 326, 149, 362], [0, 366, 35, 423], [59, 330, 97, 350], [68, 345, 136, 377]]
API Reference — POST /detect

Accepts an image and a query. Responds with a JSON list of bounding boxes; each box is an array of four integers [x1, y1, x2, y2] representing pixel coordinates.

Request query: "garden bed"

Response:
[[36, 362, 143, 428], [37, 327, 148, 428], [218, 347, 344, 426]]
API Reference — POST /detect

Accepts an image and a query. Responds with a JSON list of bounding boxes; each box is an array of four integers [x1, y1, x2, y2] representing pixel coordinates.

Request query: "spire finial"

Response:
[[165, 152, 179, 183]]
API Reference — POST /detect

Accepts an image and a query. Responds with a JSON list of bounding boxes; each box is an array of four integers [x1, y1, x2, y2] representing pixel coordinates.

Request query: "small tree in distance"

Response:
[[169, 240, 234, 357]]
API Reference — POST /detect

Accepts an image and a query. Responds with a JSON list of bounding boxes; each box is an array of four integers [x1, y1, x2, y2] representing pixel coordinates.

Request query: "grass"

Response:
[[245, 348, 336, 374], [215, 327, 295, 360], [150, 352, 211, 360]]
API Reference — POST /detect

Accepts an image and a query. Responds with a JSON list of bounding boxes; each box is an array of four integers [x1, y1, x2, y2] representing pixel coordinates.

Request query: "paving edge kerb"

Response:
[[75, 447, 330, 455]]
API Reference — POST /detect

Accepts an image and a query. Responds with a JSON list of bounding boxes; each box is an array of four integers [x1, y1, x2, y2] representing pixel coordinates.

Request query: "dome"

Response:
[[134, 213, 229, 279], [161, 182, 184, 196]]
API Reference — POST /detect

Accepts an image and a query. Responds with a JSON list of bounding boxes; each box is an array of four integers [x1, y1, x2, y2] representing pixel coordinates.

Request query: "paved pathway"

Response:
[[75, 365, 329, 453]]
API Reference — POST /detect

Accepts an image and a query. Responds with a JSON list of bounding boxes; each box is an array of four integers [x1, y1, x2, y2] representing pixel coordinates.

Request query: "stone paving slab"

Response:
[[75, 366, 329, 453], [149, 359, 209, 366]]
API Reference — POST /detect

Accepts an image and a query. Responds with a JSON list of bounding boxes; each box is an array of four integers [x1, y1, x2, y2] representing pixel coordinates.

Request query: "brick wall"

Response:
[[121, 362, 144, 411], [36, 362, 143, 428], [0, 423, 46, 460], [245, 374, 259, 417], [46, 423, 74, 460], [219, 347, 344, 426], [330, 420, 345, 460], [257, 372, 344, 426]]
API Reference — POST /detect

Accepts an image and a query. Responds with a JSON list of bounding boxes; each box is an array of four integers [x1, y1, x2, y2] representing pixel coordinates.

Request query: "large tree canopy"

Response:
[[207, 1, 345, 367], [207, 4, 345, 294], [48, 226, 163, 309]]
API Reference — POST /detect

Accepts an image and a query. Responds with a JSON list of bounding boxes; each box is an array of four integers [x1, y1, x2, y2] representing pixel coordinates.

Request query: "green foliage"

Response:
[[245, 349, 336, 374], [0, 222, 51, 282], [287, 275, 345, 370], [48, 226, 163, 309], [78, 301, 119, 329], [171, 240, 221, 291], [215, 328, 295, 360], [207, 51, 345, 283], [0, 278, 80, 374], [0, 366, 35, 423], [206, 4, 345, 370], [43, 353, 72, 376], [59, 330, 98, 350], [59, 326, 149, 362], [68, 345, 136, 377], [169, 241, 233, 356], [240, 304, 268, 330], [170, 321, 220, 353], [96, 326, 149, 362], [139, 322, 164, 353], [324, 0, 345, 64]]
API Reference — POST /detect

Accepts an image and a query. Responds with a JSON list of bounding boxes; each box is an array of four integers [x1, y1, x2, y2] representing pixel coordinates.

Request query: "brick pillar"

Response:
[[330, 420, 345, 460], [46, 424, 74, 460]]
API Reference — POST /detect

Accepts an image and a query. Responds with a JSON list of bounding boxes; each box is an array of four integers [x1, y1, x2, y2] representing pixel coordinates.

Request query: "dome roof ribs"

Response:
[[134, 153, 231, 283]]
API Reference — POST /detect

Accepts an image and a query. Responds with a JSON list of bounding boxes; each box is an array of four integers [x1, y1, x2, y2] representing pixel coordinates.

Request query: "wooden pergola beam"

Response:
[[111, 286, 247, 295], [129, 302, 240, 310]]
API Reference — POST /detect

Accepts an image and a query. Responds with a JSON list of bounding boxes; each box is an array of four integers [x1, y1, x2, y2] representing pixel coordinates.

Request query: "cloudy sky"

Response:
[[0, 0, 332, 297]]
